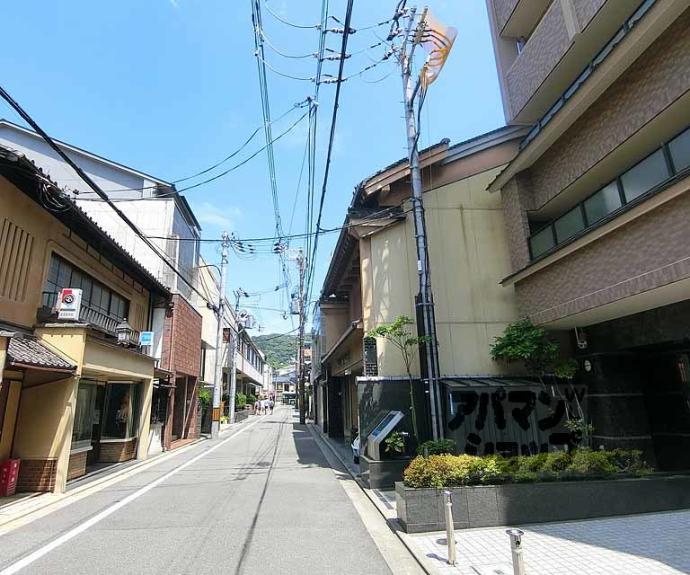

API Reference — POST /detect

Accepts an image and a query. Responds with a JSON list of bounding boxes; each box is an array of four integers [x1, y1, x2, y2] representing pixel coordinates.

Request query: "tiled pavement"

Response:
[[410, 510, 690, 575]]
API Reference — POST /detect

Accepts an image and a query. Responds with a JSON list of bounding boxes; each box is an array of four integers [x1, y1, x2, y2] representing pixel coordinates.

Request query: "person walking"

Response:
[[268, 398, 274, 415]]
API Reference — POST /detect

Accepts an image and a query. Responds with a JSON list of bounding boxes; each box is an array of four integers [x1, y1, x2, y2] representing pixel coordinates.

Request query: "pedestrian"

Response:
[[269, 399, 274, 414], [254, 399, 260, 415]]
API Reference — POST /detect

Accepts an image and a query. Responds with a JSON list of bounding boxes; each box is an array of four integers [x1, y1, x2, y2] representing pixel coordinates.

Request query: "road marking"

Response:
[[0, 416, 263, 575]]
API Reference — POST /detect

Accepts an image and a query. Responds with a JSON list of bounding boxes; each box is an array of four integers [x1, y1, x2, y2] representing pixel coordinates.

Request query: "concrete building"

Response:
[[311, 127, 564, 455], [486, 0, 690, 468], [0, 146, 169, 492], [0, 120, 203, 452]]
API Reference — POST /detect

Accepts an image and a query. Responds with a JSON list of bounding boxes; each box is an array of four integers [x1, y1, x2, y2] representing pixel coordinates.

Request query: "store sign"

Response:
[[139, 331, 154, 347], [57, 288, 82, 320]]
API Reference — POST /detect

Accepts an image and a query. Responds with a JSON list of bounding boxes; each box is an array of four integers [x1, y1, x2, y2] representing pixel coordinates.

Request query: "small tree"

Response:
[[490, 318, 591, 447], [368, 315, 429, 439]]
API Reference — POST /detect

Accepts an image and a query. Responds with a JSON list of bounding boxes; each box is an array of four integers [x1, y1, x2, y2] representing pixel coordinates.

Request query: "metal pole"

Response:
[[506, 529, 526, 575], [443, 490, 457, 566], [400, 7, 443, 440], [211, 232, 230, 439], [297, 250, 306, 425]]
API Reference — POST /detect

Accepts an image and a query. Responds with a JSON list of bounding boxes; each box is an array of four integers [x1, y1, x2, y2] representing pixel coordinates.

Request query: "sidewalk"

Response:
[[311, 428, 690, 575], [0, 415, 249, 532]]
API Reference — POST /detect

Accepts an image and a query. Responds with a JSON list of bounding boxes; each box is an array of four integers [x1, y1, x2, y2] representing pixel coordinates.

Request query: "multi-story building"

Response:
[[312, 127, 561, 456], [0, 146, 170, 493], [0, 120, 203, 452], [486, 0, 690, 468]]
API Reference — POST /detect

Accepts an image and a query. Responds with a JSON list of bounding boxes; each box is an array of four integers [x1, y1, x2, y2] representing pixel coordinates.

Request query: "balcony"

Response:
[[39, 292, 141, 346], [493, 0, 551, 38], [504, 0, 641, 123]]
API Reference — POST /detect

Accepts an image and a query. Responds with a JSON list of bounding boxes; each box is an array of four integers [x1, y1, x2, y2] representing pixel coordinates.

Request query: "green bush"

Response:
[[235, 393, 247, 410], [198, 388, 212, 407], [246, 393, 257, 405], [417, 439, 457, 456], [402, 449, 653, 488]]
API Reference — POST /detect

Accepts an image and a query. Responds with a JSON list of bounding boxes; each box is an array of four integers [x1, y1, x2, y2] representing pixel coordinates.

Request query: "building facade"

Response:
[[486, 0, 690, 468], [0, 120, 204, 452], [0, 147, 169, 493], [311, 127, 570, 456]]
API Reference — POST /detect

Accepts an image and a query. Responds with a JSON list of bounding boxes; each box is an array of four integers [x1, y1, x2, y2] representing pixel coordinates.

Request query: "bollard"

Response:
[[443, 490, 457, 565], [505, 529, 526, 575]]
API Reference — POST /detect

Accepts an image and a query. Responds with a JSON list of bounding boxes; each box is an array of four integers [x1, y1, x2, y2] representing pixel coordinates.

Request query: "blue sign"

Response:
[[139, 331, 154, 346]]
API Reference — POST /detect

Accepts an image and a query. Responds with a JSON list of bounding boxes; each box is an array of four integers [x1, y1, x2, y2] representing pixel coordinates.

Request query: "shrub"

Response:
[[198, 388, 212, 407], [417, 439, 456, 456], [246, 393, 257, 405], [402, 449, 653, 488], [235, 393, 247, 410], [567, 449, 616, 477]]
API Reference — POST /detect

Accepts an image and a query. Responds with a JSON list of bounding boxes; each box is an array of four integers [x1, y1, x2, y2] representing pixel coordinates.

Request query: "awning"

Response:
[[442, 376, 541, 389], [5, 334, 75, 372]]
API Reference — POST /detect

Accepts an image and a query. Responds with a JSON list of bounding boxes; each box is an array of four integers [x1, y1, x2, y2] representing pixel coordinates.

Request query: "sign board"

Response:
[[57, 288, 82, 320], [367, 410, 404, 460], [139, 331, 154, 346]]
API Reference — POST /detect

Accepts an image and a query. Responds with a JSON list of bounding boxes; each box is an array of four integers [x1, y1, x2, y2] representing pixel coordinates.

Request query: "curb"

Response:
[[306, 423, 433, 575]]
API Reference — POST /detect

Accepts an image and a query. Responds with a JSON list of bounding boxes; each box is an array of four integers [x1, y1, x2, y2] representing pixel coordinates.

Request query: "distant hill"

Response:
[[254, 333, 304, 368]]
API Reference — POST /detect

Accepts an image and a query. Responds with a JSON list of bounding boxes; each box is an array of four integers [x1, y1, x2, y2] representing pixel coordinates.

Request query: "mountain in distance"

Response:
[[254, 333, 308, 368]]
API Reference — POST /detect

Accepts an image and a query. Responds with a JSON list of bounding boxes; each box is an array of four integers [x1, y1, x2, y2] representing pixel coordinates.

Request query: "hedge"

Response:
[[403, 449, 652, 488]]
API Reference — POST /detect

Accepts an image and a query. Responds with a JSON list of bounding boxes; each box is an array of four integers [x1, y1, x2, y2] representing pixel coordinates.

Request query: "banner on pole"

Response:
[[418, 11, 457, 89]]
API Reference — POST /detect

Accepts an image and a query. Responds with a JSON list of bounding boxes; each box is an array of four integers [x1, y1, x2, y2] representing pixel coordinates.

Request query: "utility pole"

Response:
[[211, 231, 230, 439], [297, 250, 306, 424], [227, 289, 244, 424], [399, 7, 443, 440]]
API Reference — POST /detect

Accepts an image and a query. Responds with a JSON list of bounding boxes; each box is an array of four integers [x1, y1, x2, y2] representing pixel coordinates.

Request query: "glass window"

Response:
[[669, 128, 690, 173], [584, 181, 622, 224], [529, 226, 555, 259], [72, 382, 98, 448], [621, 149, 670, 202], [101, 383, 141, 440], [554, 206, 585, 243]]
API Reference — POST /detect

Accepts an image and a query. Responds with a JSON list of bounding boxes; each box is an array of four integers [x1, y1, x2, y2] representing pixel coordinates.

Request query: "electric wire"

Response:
[[0, 84, 213, 307], [262, 0, 320, 29]]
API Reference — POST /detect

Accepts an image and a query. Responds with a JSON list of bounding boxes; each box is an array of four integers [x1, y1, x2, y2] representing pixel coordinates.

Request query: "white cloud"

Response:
[[195, 202, 242, 230]]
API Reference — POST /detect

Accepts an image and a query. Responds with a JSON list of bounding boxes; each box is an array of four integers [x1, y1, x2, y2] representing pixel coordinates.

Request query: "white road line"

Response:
[[0, 416, 263, 575]]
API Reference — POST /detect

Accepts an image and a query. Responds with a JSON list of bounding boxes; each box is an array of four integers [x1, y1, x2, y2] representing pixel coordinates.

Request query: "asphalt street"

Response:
[[0, 407, 393, 575]]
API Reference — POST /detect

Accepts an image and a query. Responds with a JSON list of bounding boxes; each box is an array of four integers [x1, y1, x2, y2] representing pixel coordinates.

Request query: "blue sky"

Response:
[[1, 0, 504, 334]]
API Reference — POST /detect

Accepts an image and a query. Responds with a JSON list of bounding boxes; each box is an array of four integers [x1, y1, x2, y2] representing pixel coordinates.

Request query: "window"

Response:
[[620, 149, 670, 202], [72, 382, 98, 450], [554, 207, 585, 243], [101, 382, 141, 440], [584, 181, 622, 224], [44, 254, 129, 321], [529, 226, 555, 258], [669, 128, 690, 172]]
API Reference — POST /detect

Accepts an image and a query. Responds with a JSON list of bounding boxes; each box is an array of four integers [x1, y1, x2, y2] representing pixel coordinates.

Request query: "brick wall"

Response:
[[67, 451, 87, 481], [16, 459, 57, 492], [529, 9, 690, 209], [99, 439, 137, 463], [161, 294, 202, 377], [515, 184, 690, 323]]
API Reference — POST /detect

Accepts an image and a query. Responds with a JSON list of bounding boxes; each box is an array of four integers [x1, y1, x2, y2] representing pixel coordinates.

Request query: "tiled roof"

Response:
[[7, 336, 76, 371]]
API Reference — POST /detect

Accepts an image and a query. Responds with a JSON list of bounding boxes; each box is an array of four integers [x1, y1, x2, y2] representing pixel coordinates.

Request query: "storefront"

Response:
[[69, 379, 144, 479]]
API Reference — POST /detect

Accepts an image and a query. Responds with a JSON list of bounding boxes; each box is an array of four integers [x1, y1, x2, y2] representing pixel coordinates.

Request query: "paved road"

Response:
[[0, 407, 392, 575]]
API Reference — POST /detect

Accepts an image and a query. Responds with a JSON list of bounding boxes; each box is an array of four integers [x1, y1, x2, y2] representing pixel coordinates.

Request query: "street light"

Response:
[[116, 318, 134, 346]]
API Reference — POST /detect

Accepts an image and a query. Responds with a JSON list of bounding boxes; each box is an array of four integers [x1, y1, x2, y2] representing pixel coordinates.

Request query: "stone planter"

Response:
[[360, 455, 412, 489], [396, 474, 690, 533]]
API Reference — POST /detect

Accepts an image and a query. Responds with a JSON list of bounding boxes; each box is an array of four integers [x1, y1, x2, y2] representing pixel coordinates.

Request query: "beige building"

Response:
[[0, 147, 169, 493], [486, 0, 690, 467], [313, 126, 556, 452]]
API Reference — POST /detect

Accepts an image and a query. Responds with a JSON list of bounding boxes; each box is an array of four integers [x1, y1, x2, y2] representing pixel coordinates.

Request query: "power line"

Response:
[[306, 0, 355, 308], [262, 0, 320, 29], [0, 83, 212, 307]]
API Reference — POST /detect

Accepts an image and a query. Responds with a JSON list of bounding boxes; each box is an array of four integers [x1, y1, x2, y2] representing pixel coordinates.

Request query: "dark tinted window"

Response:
[[584, 182, 622, 224], [621, 150, 669, 202]]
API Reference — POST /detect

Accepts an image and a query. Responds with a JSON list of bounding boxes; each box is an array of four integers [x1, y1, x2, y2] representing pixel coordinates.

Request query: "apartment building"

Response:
[[486, 0, 690, 468], [0, 146, 170, 492]]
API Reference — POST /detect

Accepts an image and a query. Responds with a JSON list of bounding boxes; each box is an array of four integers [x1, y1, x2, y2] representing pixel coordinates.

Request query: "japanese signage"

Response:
[[57, 288, 82, 320]]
